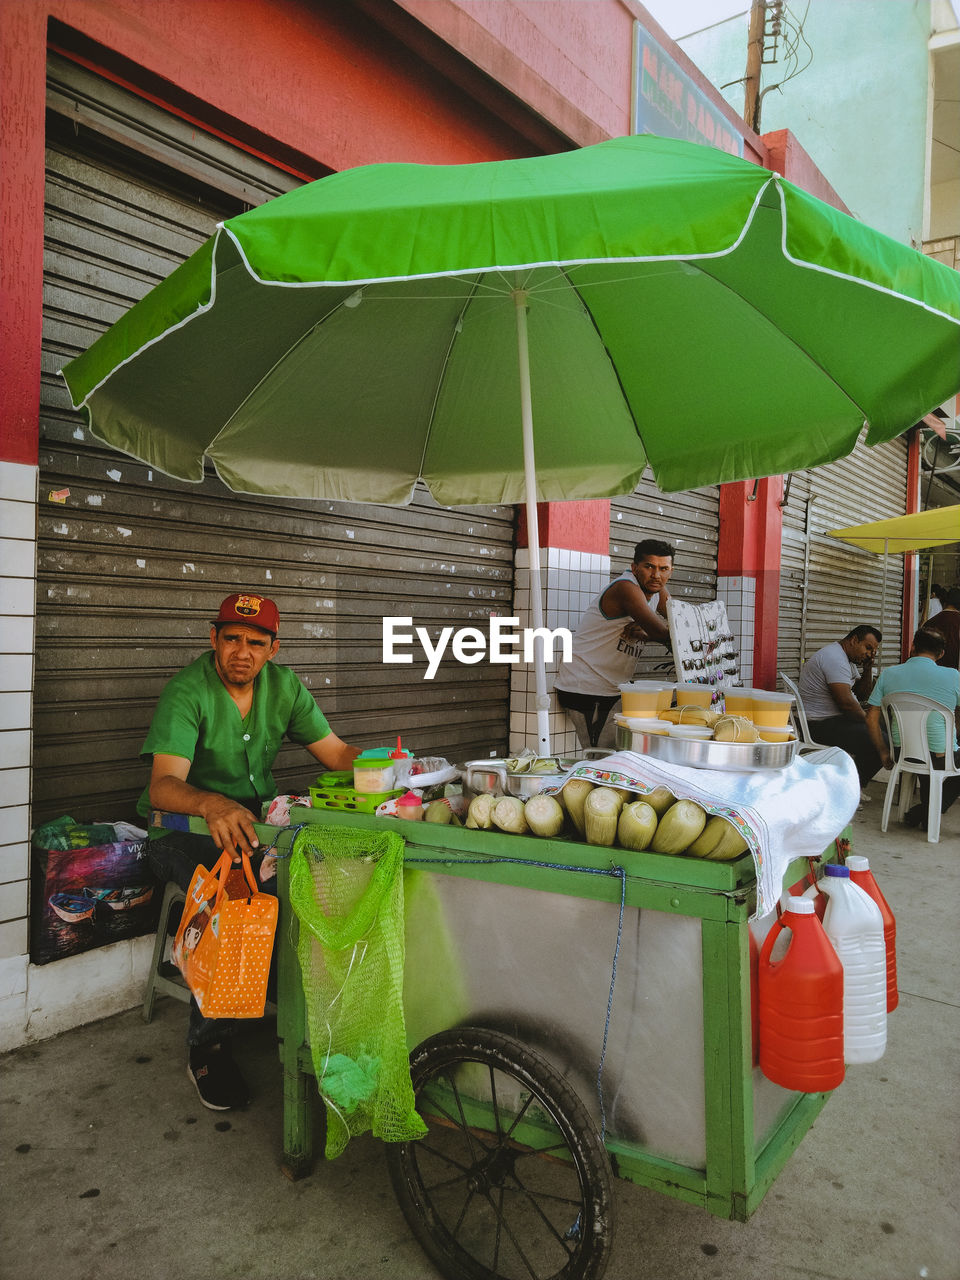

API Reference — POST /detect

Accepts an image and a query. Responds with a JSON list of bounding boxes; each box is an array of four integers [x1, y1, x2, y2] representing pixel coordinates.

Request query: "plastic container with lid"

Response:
[[353, 750, 398, 793], [615, 714, 669, 736], [820, 863, 887, 1064], [618, 681, 667, 717], [758, 896, 845, 1092], [751, 689, 794, 728], [847, 854, 898, 1012], [395, 790, 423, 821], [667, 724, 713, 739], [674, 681, 713, 708]]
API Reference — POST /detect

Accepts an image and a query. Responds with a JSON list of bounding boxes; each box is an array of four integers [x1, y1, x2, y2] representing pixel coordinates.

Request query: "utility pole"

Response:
[[743, 0, 765, 133]]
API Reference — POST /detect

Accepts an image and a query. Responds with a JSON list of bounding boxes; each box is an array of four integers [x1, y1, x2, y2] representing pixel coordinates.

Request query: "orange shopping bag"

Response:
[[172, 851, 278, 1018]]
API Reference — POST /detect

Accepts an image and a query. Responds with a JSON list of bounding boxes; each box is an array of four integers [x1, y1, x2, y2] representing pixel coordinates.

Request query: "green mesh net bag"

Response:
[[288, 824, 427, 1159]]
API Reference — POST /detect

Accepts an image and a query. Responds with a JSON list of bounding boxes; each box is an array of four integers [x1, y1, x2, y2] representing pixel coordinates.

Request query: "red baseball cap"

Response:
[[213, 592, 280, 635]]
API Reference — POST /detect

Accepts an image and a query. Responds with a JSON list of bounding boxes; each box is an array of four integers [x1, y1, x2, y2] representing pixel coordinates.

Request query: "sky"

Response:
[[641, 0, 748, 38]]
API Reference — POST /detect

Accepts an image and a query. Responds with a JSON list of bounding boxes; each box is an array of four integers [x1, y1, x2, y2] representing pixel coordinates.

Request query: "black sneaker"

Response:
[[904, 805, 926, 830], [187, 1043, 251, 1111]]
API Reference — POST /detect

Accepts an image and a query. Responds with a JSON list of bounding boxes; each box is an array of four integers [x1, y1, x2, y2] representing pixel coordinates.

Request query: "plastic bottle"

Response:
[[758, 896, 845, 1091], [847, 854, 898, 1012], [819, 863, 887, 1064], [395, 790, 423, 821]]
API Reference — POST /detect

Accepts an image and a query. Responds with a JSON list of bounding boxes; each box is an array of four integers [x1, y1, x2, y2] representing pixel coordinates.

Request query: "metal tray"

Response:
[[615, 723, 797, 771]]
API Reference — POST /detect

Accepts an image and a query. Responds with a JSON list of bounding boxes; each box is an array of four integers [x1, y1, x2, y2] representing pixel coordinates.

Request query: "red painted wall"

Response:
[[762, 128, 851, 213], [46, 0, 547, 170], [517, 501, 612, 555], [399, 0, 770, 164], [0, 1, 48, 467], [719, 477, 784, 688], [0, 0, 567, 469]]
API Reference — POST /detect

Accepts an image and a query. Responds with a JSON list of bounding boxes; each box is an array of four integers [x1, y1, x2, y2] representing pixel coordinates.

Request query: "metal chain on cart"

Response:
[[259, 822, 310, 859]]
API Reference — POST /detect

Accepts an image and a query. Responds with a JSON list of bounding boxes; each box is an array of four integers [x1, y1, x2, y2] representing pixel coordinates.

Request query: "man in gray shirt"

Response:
[[797, 624, 882, 793]]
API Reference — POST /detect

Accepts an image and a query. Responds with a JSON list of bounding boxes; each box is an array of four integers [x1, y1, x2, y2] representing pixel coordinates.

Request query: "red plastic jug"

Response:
[[758, 897, 845, 1092], [847, 854, 898, 1012]]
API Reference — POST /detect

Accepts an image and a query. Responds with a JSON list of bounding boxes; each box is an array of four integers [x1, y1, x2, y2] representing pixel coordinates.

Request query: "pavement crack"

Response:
[[897, 989, 960, 1009]]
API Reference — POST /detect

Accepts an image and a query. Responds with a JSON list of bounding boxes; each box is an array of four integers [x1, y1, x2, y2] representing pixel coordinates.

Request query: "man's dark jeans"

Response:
[[146, 830, 278, 1048], [555, 689, 621, 749], [808, 715, 883, 790]]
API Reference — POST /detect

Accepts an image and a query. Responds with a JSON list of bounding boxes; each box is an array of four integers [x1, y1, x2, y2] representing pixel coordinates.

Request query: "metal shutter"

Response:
[[610, 469, 720, 678], [36, 58, 513, 824], [776, 435, 909, 681]]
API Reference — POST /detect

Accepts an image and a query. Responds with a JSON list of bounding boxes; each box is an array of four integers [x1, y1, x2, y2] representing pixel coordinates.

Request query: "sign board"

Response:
[[632, 23, 745, 157]]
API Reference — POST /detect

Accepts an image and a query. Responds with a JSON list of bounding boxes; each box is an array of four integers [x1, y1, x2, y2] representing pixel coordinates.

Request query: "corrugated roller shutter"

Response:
[[777, 469, 813, 682], [776, 435, 909, 680], [610, 469, 719, 678], [36, 59, 513, 824]]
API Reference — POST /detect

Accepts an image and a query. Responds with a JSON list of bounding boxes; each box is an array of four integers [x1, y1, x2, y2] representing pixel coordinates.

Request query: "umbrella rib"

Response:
[[419, 275, 484, 481], [554, 264, 644, 440], [678, 254, 870, 422], [204, 290, 372, 456]]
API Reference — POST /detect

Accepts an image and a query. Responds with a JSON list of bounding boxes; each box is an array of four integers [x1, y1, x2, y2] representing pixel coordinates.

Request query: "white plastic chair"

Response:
[[880, 692, 960, 844], [779, 671, 830, 752]]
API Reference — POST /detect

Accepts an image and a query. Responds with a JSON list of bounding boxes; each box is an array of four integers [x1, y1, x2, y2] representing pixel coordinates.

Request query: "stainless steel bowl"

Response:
[[463, 759, 508, 795], [463, 758, 579, 796], [504, 771, 568, 799]]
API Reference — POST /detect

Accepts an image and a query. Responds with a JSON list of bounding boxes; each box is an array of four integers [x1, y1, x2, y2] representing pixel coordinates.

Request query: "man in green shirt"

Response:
[[143, 592, 359, 1110]]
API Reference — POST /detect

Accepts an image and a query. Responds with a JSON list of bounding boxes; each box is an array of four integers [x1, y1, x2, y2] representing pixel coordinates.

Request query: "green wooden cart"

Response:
[[246, 804, 844, 1280]]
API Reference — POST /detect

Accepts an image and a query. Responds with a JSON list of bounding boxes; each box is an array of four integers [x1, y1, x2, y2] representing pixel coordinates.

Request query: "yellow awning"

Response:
[[828, 504, 960, 553]]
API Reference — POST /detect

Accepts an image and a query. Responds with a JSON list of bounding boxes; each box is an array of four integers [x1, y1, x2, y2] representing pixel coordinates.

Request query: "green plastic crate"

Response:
[[308, 778, 403, 813]]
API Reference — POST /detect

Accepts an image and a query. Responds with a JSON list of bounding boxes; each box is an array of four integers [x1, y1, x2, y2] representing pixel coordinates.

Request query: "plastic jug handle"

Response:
[[758, 914, 786, 966]]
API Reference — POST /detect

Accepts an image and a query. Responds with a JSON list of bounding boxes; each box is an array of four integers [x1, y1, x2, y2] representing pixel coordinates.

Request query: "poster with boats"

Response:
[[31, 839, 160, 965]]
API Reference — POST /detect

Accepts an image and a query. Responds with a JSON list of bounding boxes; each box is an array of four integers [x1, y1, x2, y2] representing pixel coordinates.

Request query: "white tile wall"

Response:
[[508, 547, 611, 756], [0, 461, 36, 1008], [717, 574, 756, 685], [0, 934, 156, 1051]]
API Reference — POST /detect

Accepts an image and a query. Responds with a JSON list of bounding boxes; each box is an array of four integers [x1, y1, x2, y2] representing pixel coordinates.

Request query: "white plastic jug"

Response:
[[819, 864, 887, 1064]]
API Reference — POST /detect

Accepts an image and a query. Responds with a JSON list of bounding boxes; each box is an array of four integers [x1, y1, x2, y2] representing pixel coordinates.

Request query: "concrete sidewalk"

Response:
[[2, 792, 957, 1280]]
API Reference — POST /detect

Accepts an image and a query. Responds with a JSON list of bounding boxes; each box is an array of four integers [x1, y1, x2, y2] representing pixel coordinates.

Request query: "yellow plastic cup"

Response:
[[616, 715, 669, 736], [619, 681, 665, 717], [752, 689, 794, 728], [674, 682, 712, 708], [723, 688, 754, 718], [758, 726, 795, 743]]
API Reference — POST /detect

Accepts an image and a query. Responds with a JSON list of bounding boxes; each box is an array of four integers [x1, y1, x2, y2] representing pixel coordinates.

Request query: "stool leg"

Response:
[[142, 881, 188, 1022]]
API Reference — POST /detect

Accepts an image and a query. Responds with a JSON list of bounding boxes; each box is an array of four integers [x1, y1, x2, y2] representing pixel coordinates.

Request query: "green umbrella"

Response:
[[61, 133, 960, 753]]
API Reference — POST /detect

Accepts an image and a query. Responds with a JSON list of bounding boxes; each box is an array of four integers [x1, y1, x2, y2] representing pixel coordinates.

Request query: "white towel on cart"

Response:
[[552, 747, 860, 919]]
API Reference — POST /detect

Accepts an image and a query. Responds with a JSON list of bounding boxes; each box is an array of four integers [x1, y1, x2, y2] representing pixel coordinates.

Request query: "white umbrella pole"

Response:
[[514, 289, 551, 756]]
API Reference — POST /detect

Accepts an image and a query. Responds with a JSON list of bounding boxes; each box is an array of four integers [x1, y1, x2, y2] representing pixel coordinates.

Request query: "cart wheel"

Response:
[[386, 1027, 613, 1280]]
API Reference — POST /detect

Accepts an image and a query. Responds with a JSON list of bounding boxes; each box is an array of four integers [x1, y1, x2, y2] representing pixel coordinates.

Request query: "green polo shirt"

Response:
[[137, 651, 330, 817], [867, 656, 960, 754]]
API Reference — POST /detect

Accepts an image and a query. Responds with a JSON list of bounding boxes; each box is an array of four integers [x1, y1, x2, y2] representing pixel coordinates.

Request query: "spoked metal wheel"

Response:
[[386, 1027, 613, 1280]]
